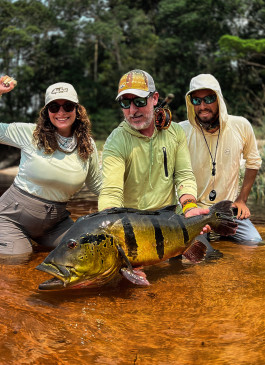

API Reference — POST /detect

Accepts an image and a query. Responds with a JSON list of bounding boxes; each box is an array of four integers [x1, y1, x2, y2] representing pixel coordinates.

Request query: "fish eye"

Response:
[[67, 240, 77, 249]]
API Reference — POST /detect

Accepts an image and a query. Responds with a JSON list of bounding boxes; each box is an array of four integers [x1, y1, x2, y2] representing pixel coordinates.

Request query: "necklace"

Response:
[[199, 125, 220, 201]]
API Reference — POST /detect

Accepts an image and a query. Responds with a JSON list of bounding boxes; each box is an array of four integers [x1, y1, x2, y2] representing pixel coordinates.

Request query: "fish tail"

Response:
[[209, 200, 238, 236]]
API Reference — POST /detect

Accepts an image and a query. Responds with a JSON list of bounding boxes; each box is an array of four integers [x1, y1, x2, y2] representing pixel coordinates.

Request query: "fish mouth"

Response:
[[36, 262, 109, 291], [36, 262, 120, 291], [36, 262, 79, 290]]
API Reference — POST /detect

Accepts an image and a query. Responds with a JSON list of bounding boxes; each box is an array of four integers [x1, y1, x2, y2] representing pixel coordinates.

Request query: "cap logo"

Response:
[[118, 70, 149, 93], [51, 87, 68, 95]]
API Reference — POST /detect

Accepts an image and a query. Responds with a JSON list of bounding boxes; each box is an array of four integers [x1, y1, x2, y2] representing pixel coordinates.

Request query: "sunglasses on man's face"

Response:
[[190, 94, 217, 106], [118, 93, 153, 109], [47, 102, 77, 113]]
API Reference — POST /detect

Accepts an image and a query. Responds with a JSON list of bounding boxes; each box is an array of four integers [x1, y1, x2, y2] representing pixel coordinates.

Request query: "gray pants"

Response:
[[0, 184, 74, 255]]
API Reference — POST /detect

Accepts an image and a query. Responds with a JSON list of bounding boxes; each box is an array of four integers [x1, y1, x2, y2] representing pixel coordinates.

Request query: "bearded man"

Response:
[[180, 73, 262, 244], [98, 69, 209, 222]]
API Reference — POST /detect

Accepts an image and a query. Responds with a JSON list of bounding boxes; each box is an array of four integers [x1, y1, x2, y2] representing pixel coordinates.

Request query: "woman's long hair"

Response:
[[33, 104, 94, 161]]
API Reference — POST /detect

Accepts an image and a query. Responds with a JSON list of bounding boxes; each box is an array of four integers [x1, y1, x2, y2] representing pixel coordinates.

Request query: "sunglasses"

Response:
[[190, 94, 217, 106], [47, 102, 77, 113], [118, 93, 153, 109]]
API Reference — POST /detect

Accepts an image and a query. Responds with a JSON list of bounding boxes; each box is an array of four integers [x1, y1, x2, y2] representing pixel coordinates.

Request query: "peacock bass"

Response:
[[36, 200, 237, 290]]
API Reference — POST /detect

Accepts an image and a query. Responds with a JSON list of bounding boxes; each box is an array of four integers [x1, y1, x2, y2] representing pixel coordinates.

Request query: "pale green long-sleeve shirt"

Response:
[[0, 123, 101, 202], [98, 121, 197, 211]]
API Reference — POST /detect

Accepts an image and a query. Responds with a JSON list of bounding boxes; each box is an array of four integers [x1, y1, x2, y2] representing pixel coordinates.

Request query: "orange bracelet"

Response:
[[182, 198, 196, 207]]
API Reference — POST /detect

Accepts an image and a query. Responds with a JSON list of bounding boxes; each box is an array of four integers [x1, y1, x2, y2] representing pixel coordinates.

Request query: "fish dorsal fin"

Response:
[[81, 205, 177, 221], [81, 207, 135, 220], [156, 205, 177, 212]]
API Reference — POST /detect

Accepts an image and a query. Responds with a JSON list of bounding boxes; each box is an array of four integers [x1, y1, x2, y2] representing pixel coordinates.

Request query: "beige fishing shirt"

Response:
[[179, 74, 261, 208]]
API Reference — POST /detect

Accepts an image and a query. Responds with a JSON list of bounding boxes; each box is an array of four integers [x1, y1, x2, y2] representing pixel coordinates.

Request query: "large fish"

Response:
[[36, 200, 237, 290]]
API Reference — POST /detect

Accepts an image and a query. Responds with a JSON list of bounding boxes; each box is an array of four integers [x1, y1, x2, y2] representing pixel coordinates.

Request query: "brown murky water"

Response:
[[0, 190, 264, 365]]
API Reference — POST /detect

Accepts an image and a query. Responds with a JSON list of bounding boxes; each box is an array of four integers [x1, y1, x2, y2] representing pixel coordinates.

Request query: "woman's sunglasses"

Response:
[[190, 94, 217, 106], [118, 93, 153, 109], [47, 102, 77, 113]]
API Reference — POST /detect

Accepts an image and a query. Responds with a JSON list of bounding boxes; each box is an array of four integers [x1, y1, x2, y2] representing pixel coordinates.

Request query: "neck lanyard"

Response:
[[199, 125, 220, 176], [199, 125, 221, 201]]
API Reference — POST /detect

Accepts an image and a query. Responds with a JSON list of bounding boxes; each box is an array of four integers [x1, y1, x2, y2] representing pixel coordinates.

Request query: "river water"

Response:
[[0, 190, 264, 365]]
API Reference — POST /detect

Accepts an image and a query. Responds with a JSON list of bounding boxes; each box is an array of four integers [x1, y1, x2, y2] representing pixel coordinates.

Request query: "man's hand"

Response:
[[184, 207, 209, 218], [233, 168, 257, 219], [184, 207, 211, 234], [232, 199, 250, 220]]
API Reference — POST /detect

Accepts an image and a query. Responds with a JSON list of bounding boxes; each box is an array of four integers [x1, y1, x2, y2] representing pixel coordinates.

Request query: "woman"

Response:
[[0, 75, 101, 257]]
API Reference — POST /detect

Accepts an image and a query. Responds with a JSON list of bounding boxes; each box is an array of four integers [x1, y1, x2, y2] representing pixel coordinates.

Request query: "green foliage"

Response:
[[219, 35, 265, 56], [90, 107, 120, 139], [0, 0, 265, 139]]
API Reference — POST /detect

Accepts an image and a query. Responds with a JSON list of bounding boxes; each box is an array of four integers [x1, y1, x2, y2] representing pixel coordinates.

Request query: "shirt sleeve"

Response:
[[85, 139, 102, 196], [0, 123, 33, 148], [173, 125, 197, 199], [98, 134, 125, 211], [242, 118, 262, 170]]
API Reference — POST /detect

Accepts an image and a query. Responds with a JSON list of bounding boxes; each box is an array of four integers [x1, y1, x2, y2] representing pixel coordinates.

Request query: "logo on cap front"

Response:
[[118, 70, 149, 93], [51, 87, 68, 94]]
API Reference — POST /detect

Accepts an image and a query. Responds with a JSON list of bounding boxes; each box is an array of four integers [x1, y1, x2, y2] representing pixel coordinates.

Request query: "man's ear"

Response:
[[153, 91, 159, 106]]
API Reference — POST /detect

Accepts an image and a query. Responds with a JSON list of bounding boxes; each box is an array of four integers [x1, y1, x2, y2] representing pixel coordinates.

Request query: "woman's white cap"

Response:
[[45, 82, 79, 105]]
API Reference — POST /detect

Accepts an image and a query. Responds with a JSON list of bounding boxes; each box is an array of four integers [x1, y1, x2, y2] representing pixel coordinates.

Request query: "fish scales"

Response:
[[108, 214, 188, 266]]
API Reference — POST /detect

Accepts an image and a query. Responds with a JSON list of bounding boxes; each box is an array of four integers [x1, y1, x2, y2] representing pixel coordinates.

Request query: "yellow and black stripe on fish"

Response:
[[36, 201, 237, 290]]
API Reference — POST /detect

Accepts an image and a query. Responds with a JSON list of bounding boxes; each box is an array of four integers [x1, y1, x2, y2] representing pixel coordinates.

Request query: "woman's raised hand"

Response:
[[0, 75, 17, 95]]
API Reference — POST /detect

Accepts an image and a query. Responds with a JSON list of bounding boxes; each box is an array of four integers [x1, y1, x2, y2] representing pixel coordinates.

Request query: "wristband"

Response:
[[181, 198, 196, 208], [182, 202, 198, 214]]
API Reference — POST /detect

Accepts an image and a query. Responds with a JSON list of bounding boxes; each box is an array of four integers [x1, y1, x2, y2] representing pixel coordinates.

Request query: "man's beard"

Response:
[[125, 111, 154, 131], [196, 113, 219, 131]]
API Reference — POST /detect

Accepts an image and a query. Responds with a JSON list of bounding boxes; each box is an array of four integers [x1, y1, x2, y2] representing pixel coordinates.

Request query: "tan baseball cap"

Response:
[[45, 82, 79, 105], [116, 69, 156, 100]]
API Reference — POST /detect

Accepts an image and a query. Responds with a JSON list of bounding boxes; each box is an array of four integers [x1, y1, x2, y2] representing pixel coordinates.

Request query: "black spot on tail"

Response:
[[175, 215, 189, 244], [122, 216, 138, 259], [150, 217, 164, 260]]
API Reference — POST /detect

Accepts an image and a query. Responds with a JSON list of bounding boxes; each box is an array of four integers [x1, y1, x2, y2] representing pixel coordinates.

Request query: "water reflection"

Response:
[[0, 190, 264, 364]]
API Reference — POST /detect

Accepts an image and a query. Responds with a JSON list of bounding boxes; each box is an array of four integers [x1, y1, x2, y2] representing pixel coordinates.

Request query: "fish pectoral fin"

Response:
[[116, 243, 133, 270], [116, 244, 150, 285], [120, 267, 150, 286], [182, 239, 207, 263]]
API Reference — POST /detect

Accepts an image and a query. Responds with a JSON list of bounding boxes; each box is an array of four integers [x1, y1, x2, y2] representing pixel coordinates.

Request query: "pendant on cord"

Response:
[[209, 189, 216, 201]]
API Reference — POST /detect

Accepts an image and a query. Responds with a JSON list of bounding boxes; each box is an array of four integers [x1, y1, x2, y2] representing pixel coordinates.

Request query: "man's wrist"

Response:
[[182, 198, 198, 214]]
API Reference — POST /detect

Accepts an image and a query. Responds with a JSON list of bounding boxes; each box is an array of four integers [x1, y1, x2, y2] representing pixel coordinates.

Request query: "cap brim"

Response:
[[45, 95, 78, 105], [186, 87, 215, 97], [116, 89, 150, 100]]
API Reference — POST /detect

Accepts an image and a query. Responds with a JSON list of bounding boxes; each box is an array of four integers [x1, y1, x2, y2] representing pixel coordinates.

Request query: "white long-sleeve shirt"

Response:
[[0, 123, 101, 202]]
